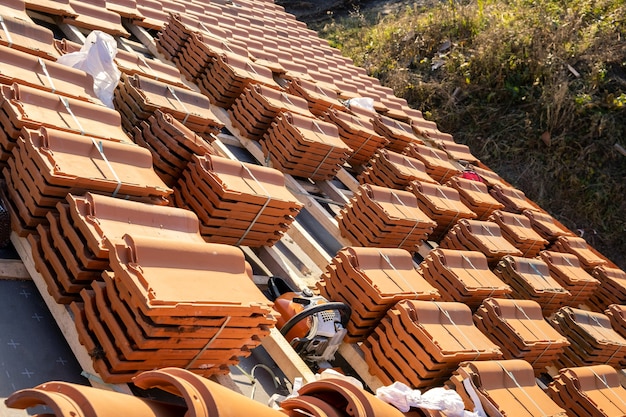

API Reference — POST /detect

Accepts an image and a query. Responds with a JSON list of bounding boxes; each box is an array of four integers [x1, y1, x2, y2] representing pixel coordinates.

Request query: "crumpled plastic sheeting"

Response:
[[376, 381, 484, 417], [57, 31, 121, 108]]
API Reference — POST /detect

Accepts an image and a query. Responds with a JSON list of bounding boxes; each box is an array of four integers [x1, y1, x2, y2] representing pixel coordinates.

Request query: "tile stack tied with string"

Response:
[[317, 246, 440, 343], [539, 251, 600, 308], [589, 266, 626, 310], [357, 148, 438, 189], [446, 175, 504, 221], [403, 142, 461, 184], [363, 299, 503, 389], [487, 210, 549, 258], [173, 153, 303, 247]]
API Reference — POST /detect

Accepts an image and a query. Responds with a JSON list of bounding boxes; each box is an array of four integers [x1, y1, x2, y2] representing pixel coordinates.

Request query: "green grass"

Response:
[[316, 0, 626, 268]]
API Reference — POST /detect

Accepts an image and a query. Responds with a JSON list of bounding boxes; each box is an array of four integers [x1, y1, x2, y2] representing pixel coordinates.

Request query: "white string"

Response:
[[433, 301, 482, 360], [59, 96, 85, 135], [166, 85, 191, 125], [309, 146, 334, 180], [378, 251, 418, 297], [588, 367, 626, 409], [186, 316, 231, 369], [90, 138, 122, 197], [38, 58, 56, 93], [0, 16, 12, 48], [495, 361, 548, 417]]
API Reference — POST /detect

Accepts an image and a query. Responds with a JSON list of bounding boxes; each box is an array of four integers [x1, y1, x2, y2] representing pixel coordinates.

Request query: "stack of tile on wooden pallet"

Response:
[[449, 360, 568, 417], [589, 266, 626, 310], [72, 234, 275, 383], [338, 183, 437, 252], [173, 153, 303, 247], [493, 256, 570, 316], [548, 365, 626, 417], [407, 180, 477, 241], [404, 142, 462, 184], [317, 247, 440, 342], [446, 176, 505, 220], [363, 300, 503, 388], [489, 183, 538, 214], [133, 109, 217, 187], [550, 306, 626, 369], [323, 108, 388, 167], [114, 73, 223, 140], [488, 210, 549, 258], [473, 298, 570, 375], [551, 235, 608, 272], [604, 304, 626, 340], [439, 219, 523, 266], [230, 84, 313, 141], [357, 149, 437, 189], [28, 192, 202, 304], [3, 127, 170, 237], [262, 111, 352, 181], [539, 251, 600, 308], [417, 248, 512, 310]]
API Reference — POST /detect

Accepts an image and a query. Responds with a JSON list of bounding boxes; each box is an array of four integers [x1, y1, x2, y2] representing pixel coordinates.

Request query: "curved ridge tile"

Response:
[[5, 388, 84, 417]]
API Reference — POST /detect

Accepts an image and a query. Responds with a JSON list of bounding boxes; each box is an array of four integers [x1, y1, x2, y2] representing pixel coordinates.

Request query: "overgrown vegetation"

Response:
[[315, 0, 626, 268]]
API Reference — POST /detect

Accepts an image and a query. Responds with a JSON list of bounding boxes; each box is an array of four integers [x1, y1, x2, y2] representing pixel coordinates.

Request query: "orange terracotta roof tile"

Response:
[[0, 14, 58, 59], [357, 148, 438, 189]]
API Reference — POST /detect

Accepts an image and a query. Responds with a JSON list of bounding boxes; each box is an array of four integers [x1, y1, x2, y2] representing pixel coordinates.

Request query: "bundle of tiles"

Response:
[[262, 111, 352, 181], [605, 304, 626, 340], [317, 247, 440, 342], [589, 266, 626, 310], [71, 234, 276, 383], [548, 365, 626, 417], [446, 176, 505, 220], [26, 192, 202, 305], [323, 108, 388, 167], [173, 154, 303, 247], [403, 142, 461, 184], [371, 113, 423, 153], [487, 210, 549, 258], [473, 298, 570, 375], [489, 183, 537, 213], [550, 306, 626, 369], [539, 251, 600, 308], [0, 13, 59, 60], [408, 180, 477, 241], [363, 300, 503, 388], [229, 84, 313, 141], [493, 255, 570, 317], [133, 109, 216, 187], [448, 360, 568, 417], [417, 248, 512, 310], [550, 235, 607, 271], [286, 78, 347, 117], [438, 219, 523, 265], [155, 13, 228, 61], [357, 149, 437, 189], [522, 209, 576, 243], [199, 51, 280, 109], [114, 73, 223, 140], [438, 141, 479, 164], [337, 183, 437, 252], [3, 127, 170, 236]]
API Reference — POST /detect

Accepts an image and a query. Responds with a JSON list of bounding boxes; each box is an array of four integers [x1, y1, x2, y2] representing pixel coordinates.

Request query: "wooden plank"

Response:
[[337, 343, 385, 391], [261, 327, 316, 385], [336, 168, 360, 194], [0, 258, 29, 280], [10, 232, 133, 394]]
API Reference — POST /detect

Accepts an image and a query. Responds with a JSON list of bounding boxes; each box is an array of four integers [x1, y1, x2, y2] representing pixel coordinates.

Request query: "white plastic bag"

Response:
[[56, 31, 120, 108], [346, 97, 375, 112]]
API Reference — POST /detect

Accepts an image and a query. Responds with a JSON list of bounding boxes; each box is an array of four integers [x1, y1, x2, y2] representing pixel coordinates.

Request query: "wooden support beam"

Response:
[[262, 327, 316, 385], [0, 258, 29, 280], [10, 232, 133, 394], [337, 343, 384, 391]]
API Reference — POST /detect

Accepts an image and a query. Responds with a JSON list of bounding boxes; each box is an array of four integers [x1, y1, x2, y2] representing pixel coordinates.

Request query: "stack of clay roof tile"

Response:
[[550, 306, 626, 369], [446, 176, 504, 220], [133, 109, 216, 187], [539, 250, 600, 308], [286, 78, 347, 117], [262, 111, 352, 181], [317, 246, 440, 342], [403, 142, 462, 184], [0, 83, 129, 160], [488, 210, 549, 257], [473, 298, 570, 374], [439, 219, 523, 265], [363, 300, 503, 388], [173, 153, 303, 247], [371, 113, 423, 153], [357, 149, 437, 189], [548, 365, 626, 417], [26, 192, 203, 304], [64, 0, 129, 37], [449, 360, 568, 417], [551, 235, 608, 272], [21, 0, 74, 17], [114, 73, 223, 138], [0, 13, 59, 60], [604, 304, 626, 340], [417, 248, 512, 310], [522, 209, 576, 243], [489, 183, 538, 213], [589, 266, 626, 311], [3, 127, 170, 236], [437, 141, 479, 164], [72, 234, 275, 382], [323, 108, 388, 167], [408, 180, 477, 241], [229, 84, 313, 140], [338, 183, 437, 252], [493, 256, 570, 316]]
